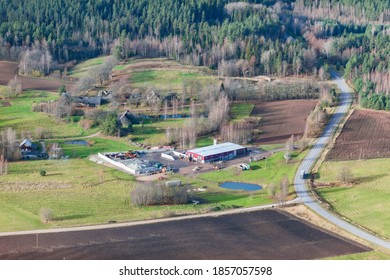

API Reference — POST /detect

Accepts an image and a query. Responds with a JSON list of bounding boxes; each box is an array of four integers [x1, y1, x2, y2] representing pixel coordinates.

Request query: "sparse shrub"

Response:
[[39, 169, 46, 176], [39, 208, 53, 223], [337, 166, 353, 183], [130, 182, 189, 206]]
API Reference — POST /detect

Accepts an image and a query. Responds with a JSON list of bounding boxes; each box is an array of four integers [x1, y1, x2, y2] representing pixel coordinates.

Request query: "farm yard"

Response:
[[326, 109, 390, 161], [251, 100, 318, 144]]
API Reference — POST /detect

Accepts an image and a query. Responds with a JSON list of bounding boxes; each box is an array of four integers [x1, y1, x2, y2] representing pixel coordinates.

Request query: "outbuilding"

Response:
[[186, 142, 247, 163]]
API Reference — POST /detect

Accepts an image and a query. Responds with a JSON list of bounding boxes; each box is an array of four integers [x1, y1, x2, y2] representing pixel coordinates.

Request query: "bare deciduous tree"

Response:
[[337, 166, 353, 183], [39, 208, 53, 223]]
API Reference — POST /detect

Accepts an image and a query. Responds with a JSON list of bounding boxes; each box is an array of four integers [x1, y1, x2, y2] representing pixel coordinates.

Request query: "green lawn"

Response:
[[199, 151, 305, 188], [130, 118, 185, 146], [317, 158, 390, 239], [131, 70, 217, 92], [0, 91, 96, 138], [0, 155, 280, 232], [54, 137, 138, 158], [230, 103, 254, 122], [67, 56, 108, 78], [196, 136, 214, 148]]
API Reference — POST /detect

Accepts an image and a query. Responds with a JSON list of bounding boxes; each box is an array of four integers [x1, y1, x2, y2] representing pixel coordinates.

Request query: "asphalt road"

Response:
[[0, 210, 368, 260], [294, 71, 390, 250]]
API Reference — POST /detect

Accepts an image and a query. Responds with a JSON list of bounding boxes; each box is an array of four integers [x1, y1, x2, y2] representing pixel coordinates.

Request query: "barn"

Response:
[[186, 142, 247, 163]]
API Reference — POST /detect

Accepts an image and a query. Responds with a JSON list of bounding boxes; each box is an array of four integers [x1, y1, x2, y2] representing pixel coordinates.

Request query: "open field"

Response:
[[229, 102, 254, 122], [130, 69, 217, 92], [130, 118, 185, 146], [0, 61, 72, 91], [0, 210, 369, 260], [0, 91, 97, 138], [67, 57, 106, 78], [326, 109, 390, 161], [317, 158, 390, 239], [0, 156, 279, 232], [55, 137, 137, 158], [251, 99, 318, 144], [111, 58, 218, 93]]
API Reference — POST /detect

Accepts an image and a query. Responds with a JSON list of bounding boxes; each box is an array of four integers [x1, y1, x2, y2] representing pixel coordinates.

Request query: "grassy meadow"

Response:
[[317, 158, 390, 239], [0, 90, 97, 138], [67, 56, 106, 78], [229, 103, 254, 122], [130, 69, 217, 92]]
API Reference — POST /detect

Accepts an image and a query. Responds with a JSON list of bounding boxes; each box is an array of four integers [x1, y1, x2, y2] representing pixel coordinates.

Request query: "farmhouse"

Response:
[[186, 142, 247, 163]]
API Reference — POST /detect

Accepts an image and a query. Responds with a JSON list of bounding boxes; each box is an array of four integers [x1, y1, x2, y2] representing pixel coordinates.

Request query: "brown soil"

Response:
[[326, 109, 390, 161], [251, 99, 318, 144], [0, 210, 369, 260], [0, 61, 73, 92]]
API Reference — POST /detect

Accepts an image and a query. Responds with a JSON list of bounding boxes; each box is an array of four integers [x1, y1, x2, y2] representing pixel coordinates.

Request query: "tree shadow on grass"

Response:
[[54, 214, 92, 221], [354, 174, 387, 184], [45, 173, 64, 176]]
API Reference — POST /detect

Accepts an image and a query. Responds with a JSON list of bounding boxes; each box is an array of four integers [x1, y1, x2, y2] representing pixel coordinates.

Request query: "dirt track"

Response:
[[0, 210, 369, 260], [0, 61, 73, 91], [252, 100, 317, 144]]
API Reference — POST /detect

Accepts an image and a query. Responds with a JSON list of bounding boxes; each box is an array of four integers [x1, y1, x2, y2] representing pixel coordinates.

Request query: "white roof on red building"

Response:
[[186, 142, 245, 157]]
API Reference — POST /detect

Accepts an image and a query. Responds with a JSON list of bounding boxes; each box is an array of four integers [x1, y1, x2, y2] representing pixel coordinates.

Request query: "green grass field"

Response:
[[67, 56, 107, 78], [0, 155, 280, 232], [317, 158, 390, 239], [199, 151, 305, 188], [230, 103, 254, 121], [53, 137, 138, 158], [130, 118, 185, 146], [0, 91, 97, 138], [131, 69, 217, 92]]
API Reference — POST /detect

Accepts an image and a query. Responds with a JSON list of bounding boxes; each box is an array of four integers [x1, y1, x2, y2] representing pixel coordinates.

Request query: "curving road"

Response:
[[294, 71, 390, 250]]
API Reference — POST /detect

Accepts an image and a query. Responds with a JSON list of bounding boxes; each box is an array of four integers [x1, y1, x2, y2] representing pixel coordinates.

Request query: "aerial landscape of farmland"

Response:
[[0, 2, 390, 275]]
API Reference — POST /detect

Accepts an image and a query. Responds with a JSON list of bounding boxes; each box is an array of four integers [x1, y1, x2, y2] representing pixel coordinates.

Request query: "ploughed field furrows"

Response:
[[327, 110, 390, 161], [251, 100, 318, 144], [0, 210, 369, 260], [0, 61, 72, 91]]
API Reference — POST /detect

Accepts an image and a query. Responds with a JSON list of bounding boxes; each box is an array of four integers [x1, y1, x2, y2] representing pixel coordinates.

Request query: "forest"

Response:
[[0, 0, 389, 109]]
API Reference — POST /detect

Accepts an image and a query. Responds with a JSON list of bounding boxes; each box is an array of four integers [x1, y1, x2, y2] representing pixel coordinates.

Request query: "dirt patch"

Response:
[[0, 61, 74, 92], [0, 101, 11, 107], [0, 182, 72, 191], [326, 109, 390, 161], [251, 99, 318, 144]]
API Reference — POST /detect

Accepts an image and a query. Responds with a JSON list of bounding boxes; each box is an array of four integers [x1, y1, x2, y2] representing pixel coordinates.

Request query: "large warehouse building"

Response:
[[186, 142, 247, 163]]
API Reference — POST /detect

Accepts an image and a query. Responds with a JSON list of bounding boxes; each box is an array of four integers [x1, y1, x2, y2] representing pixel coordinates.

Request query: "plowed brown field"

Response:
[[0, 61, 73, 91], [251, 100, 318, 144], [327, 109, 390, 161]]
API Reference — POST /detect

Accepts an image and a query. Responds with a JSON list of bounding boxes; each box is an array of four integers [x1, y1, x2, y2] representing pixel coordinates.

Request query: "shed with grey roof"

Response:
[[186, 142, 247, 163]]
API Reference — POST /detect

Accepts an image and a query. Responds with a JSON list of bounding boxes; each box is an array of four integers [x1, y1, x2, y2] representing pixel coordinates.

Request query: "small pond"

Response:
[[220, 182, 262, 191], [64, 140, 88, 146]]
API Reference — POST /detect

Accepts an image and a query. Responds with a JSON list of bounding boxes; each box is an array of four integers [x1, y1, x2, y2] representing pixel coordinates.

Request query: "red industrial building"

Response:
[[186, 142, 247, 163]]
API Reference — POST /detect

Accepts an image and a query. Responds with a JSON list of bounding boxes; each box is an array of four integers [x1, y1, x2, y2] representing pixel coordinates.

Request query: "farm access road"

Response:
[[294, 71, 390, 250]]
